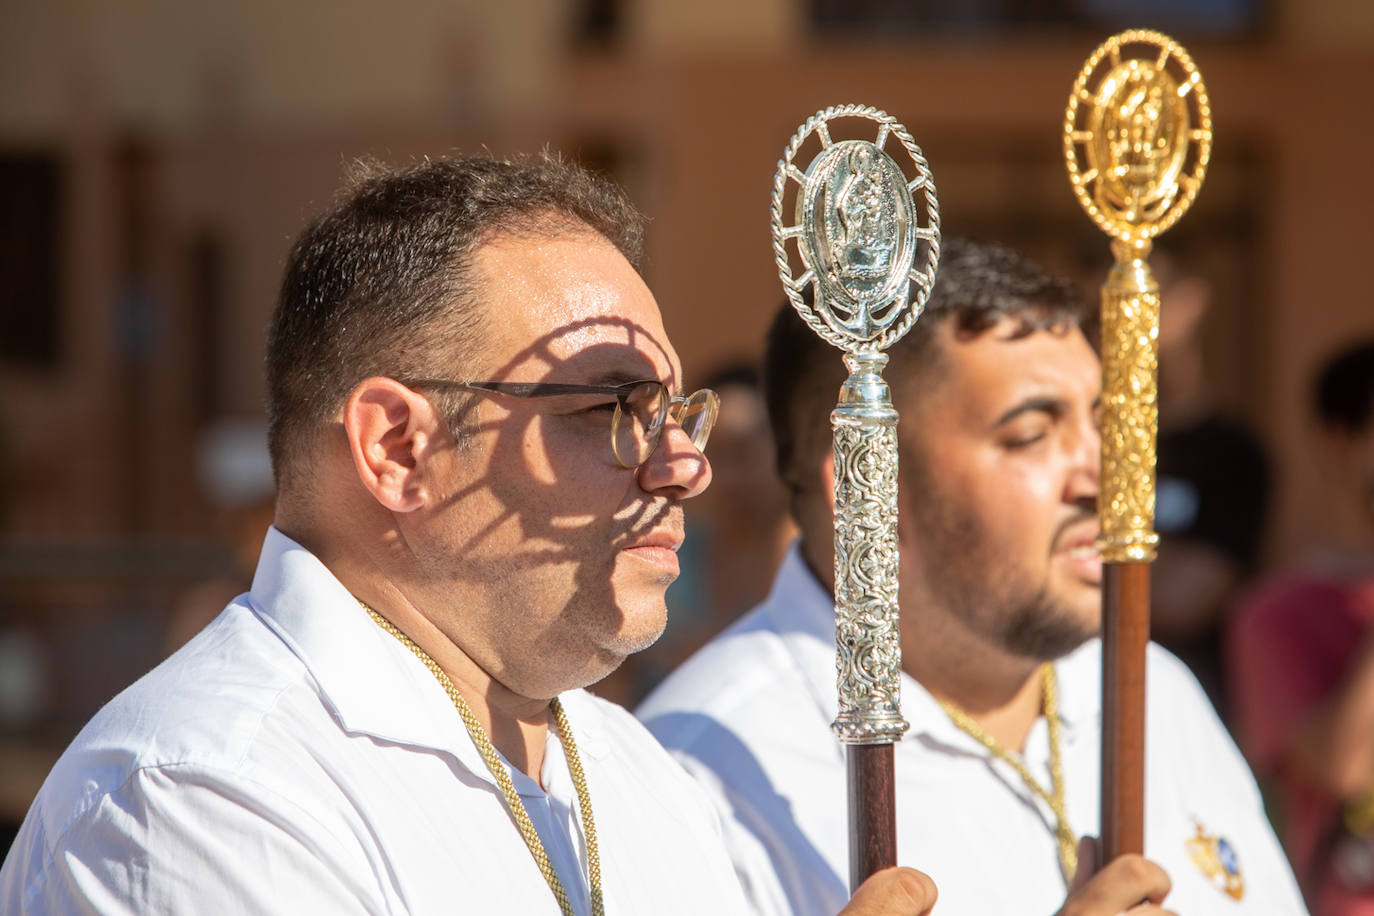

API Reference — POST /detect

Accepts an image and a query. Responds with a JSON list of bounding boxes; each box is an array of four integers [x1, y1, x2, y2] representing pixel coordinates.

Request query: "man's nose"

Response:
[[1065, 412, 1100, 506], [636, 421, 712, 499]]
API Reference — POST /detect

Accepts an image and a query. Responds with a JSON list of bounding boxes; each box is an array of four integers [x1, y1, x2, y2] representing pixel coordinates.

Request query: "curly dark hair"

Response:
[[1314, 339, 1374, 434], [764, 237, 1089, 498], [266, 153, 646, 487]]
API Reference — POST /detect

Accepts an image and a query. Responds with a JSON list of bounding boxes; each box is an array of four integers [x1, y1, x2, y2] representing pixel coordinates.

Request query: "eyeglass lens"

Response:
[[611, 383, 717, 467]]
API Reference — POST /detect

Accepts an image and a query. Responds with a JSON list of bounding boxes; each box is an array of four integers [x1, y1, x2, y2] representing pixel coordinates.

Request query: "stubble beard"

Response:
[[907, 474, 1097, 664]]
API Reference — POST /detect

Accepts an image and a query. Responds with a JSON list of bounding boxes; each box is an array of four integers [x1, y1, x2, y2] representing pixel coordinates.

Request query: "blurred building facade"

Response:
[[1, 0, 1373, 817]]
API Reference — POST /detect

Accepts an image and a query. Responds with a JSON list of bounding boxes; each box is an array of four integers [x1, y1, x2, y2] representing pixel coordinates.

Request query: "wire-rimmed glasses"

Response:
[[404, 378, 719, 469]]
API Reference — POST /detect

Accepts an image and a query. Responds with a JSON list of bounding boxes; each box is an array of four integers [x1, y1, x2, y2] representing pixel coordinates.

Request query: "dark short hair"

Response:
[[764, 237, 1088, 496], [266, 153, 645, 488], [703, 361, 761, 393], [1314, 339, 1374, 434]]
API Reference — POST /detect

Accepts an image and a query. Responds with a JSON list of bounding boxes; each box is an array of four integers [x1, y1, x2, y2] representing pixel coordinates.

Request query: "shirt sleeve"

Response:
[[12, 763, 390, 915]]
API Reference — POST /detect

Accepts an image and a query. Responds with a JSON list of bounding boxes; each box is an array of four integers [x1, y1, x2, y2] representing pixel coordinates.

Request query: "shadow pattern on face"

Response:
[[414, 313, 709, 692]]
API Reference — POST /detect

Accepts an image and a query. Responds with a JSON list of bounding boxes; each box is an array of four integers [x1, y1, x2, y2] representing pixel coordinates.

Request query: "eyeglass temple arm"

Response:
[[406, 379, 649, 399]]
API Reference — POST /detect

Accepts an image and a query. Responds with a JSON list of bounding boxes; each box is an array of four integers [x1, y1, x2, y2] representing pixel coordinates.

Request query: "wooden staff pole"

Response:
[[1100, 561, 1151, 856], [848, 745, 898, 887]]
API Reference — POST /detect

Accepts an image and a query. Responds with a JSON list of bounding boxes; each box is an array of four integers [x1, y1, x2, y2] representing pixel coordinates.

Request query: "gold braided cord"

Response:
[[552, 701, 603, 914], [937, 664, 1077, 883], [362, 604, 604, 916]]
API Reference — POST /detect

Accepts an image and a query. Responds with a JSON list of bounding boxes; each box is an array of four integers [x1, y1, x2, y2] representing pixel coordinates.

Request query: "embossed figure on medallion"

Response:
[[1091, 62, 1187, 225], [832, 145, 896, 281], [802, 139, 917, 341]]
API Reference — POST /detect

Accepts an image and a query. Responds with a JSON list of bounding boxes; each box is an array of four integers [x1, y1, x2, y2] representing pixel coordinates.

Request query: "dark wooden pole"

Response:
[[848, 744, 897, 890], [1100, 562, 1150, 859]]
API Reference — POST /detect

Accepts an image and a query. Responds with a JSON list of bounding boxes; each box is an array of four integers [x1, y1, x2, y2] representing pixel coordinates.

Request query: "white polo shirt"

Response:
[[1, 528, 749, 915], [639, 544, 1308, 916]]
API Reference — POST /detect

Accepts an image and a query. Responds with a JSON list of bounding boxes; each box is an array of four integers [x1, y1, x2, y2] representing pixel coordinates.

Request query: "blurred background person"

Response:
[[1151, 249, 1272, 721], [1229, 339, 1374, 915], [684, 363, 795, 621]]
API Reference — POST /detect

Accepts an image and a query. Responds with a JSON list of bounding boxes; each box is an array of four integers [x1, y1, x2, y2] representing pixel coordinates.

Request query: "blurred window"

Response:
[[808, 0, 1265, 35], [0, 152, 62, 370]]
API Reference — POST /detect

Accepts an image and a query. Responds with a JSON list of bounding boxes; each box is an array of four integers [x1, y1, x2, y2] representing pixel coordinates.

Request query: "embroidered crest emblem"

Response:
[[1185, 819, 1245, 901]]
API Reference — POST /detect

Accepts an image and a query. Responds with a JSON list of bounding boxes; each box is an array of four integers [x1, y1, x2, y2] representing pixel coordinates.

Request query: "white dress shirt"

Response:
[[1, 528, 749, 915], [638, 544, 1308, 916]]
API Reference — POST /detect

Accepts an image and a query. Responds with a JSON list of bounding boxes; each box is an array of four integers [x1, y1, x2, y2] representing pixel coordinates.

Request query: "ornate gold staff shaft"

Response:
[[772, 104, 940, 891], [1063, 30, 1212, 862]]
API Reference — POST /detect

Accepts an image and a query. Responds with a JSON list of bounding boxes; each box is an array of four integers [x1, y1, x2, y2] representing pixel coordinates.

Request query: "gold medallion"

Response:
[[1064, 29, 1212, 245]]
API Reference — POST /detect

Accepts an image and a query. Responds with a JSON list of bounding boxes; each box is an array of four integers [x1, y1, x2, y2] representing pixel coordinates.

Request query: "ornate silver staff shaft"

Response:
[[830, 351, 906, 743], [771, 104, 940, 889]]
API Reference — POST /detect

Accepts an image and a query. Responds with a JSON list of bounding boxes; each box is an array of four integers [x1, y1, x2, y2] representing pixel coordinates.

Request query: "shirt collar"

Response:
[[764, 539, 1089, 751], [247, 527, 609, 791], [1047, 638, 1099, 736]]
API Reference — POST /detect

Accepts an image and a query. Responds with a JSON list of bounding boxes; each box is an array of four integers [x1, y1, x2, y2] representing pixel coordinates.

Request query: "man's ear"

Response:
[[343, 377, 443, 513], [820, 450, 837, 511]]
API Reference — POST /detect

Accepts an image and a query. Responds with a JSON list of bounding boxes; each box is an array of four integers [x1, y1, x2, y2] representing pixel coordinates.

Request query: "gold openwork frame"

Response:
[[1064, 29, 1213, 245]]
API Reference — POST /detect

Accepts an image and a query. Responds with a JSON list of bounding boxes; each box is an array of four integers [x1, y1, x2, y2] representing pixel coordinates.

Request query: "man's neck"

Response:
[[279, 480, 559, 783], [902, 610, 1046, 752], [439, 642, 554, 786], [321, 542, 555, 785], [920, 658, 1045, 752]]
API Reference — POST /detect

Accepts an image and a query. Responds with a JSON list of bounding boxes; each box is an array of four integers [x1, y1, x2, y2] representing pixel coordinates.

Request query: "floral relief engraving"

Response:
[[832, 417, 908, 743], [1099, 255, 1161, 562]]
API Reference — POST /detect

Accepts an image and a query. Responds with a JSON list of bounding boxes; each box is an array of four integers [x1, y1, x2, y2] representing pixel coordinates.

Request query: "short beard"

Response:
[[999, 582, 1098, 661], [905, 460, 1097, 664]]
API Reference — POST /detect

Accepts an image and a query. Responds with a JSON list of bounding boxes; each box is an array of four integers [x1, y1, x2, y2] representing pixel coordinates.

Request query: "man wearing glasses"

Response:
[[0, 155, 934, 915]]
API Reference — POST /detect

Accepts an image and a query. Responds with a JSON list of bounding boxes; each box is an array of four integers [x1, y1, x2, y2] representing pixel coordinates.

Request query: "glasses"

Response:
[[405, 377, 720, 469]]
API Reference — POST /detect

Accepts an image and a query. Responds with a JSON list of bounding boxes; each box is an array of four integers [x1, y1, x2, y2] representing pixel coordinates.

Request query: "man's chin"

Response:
[[1051, 573, 1102, 620], [605, 601, 669, 656], [1002, 599, 1099, 662]]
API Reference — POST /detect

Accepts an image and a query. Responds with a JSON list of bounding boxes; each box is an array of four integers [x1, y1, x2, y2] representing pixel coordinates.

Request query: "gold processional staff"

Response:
[[1062, 28, 1213, 862]]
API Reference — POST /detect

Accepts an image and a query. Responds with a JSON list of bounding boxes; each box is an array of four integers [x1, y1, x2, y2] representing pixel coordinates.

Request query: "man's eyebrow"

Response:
[[580, 369, 648, 386], [993, 396, 1067, 427], [584, 369, 680, 394]]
